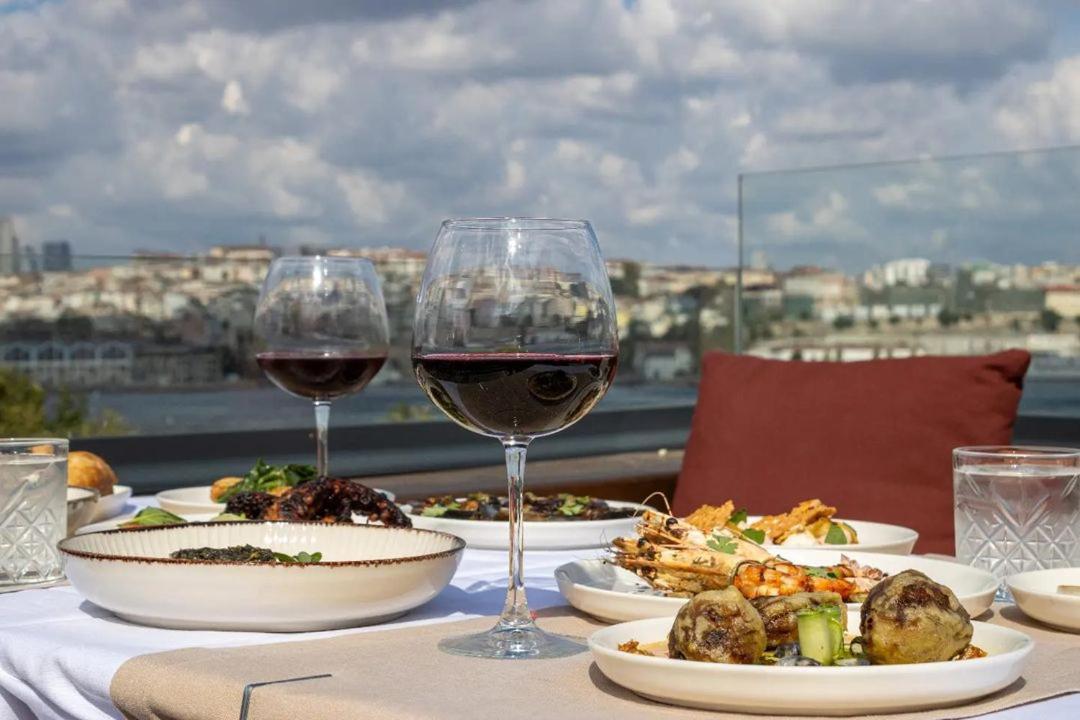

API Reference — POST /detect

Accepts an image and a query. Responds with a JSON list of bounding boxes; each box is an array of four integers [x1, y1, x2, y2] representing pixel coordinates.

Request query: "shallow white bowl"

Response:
[[1007, 568, 1080, 633], [89, 485, 133, 522], [557, 550, 998, 623], [157, 484, 396, 515], [589, 612, 1032, 715], [405, 500, 648, 550], [748, 516, 918, 555], [60, 522, 464, 631]]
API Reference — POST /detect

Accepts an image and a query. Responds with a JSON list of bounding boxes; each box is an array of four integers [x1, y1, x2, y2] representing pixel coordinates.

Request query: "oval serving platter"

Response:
[[588, 611, 1032, 715]]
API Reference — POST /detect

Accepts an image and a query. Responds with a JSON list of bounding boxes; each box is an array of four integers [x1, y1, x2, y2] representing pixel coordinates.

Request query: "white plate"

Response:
[[157, 484, 396, 515], [557, 550, 998, 623], [1007, 568, 1080, 632], [60, 522, 464, 631], [748, 516, 918, 555], [405, 500, 648, 550], [589, 612, 1032, 715], [77, 511, 221, 534], [89, 485, 133, 522]]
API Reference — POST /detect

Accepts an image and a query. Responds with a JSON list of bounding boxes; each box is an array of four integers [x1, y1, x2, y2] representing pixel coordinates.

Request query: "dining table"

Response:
[[1, 496, 1078, 720]]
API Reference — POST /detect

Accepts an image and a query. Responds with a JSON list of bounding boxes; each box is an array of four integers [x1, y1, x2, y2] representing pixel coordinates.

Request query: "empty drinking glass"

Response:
[[954, 445, 1080, 600], [0, 439, 69, 588]]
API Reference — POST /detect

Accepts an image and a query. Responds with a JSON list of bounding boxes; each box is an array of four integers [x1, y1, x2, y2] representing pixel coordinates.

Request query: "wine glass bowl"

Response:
[[412, 218, 619, 659], [254, 256, 390, 477]]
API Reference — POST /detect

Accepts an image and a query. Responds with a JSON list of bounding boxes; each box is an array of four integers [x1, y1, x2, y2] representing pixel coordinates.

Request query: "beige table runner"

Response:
[[111, 605, 1080, 720]]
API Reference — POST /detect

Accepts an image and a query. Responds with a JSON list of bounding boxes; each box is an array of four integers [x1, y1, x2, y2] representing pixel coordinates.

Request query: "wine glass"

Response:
[[254, 256, 389, 477], [412, 218, 619, 659]]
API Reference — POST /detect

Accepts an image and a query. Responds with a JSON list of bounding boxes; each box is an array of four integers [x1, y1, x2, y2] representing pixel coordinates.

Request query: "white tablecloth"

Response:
[[1, 502, 1078, 720]]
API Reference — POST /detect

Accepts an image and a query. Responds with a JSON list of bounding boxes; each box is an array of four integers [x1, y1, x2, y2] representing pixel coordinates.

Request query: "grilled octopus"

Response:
[[226, 477, 411, 528]]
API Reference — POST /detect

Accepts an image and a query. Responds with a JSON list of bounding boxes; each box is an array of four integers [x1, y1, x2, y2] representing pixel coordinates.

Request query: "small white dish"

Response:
[[1007, 568, 1080, 632], [157, 484, 396, 515], [405, 500, 648, 550], [557, 550, 998, 623], [66, 487, 99, 536], [748, 516, 918, 555], [90, 485, 133, 522], [589, 612, 1032, 715], [60, 522, 465, 631]]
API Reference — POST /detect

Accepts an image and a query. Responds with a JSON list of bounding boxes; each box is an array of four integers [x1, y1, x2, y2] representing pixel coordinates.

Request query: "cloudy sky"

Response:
[[3, 0, 1080, 267]]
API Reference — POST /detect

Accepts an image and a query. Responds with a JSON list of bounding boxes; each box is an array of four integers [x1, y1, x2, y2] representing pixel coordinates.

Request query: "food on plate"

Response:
[[226, 476, 411, 528], [620, 577, 984, 667], [611, 509, 885, 601], [118, 507, 245, 529], [686, 499, 858, 547], [1059, 585, 1080, 596], [860, 570, 973, 665], [169, 544, 322, 564], [68, 451, 118, 496], [668, 587, 767, 664], [209, 476, 243, 502], [751, 591, 845, 648], [410, 492, 638, 521], [215, 460, 317, 503]]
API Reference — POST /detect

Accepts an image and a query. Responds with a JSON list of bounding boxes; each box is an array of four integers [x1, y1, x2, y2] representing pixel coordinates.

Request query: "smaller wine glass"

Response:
[[254, 256, 389, 477]]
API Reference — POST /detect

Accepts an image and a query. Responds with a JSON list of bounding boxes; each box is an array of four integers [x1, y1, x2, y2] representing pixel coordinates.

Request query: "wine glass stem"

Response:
[[498, 441, 534, 629], [314, 400, 331, 477]]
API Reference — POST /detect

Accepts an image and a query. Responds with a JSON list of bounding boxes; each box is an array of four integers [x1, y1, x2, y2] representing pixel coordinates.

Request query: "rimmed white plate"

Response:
[[589, 612, 1032, 715], [157, 484, 396, 515], [77, 511, 221, 535], [89, 485, 133, 522], [405, 500, 649, 550], [748, 516, 918, 555], [60, 522, 464, 631], [557, 550, 998, 623], [1007, 568, 1080, 633]]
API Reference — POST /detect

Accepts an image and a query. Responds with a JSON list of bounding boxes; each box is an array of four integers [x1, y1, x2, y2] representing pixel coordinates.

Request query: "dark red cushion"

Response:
[[673, 350, 1031, 554]]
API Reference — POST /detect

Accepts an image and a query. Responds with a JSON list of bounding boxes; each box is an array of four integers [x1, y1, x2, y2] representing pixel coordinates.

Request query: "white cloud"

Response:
[[0, 0, 1074, 265]]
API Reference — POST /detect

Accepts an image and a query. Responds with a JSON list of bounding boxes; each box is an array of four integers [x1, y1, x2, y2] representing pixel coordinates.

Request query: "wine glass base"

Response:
[[438, 623, 587, 660]]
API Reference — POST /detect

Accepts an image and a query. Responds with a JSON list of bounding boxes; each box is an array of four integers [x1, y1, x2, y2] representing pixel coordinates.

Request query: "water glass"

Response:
[[0, 439, 69, 588], [954, 446, 1080, 600]]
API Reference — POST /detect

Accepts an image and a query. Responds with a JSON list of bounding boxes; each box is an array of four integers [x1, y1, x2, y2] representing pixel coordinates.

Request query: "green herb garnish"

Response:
[[729, 508, 748, 526], [804, 565, 839, 579], [120, 507, 188, 529], [218, 459, 317, 502], [741, 527, 766, 544], [824, 523, 849, 545], [558, 494, 588, 516], [272, 551, 323, 564], [421, 504, 454, 517], [706, 535, 739, 554]]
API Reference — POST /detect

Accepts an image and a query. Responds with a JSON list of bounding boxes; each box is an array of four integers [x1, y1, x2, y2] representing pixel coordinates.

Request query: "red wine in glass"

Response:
[[257, 352, 387, 401], [413, 353, 617, 438]]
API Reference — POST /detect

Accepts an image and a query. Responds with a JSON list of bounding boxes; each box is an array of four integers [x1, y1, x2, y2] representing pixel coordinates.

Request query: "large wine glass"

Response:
[[412, 218, 619, 659], [254, 256, 389, 477]]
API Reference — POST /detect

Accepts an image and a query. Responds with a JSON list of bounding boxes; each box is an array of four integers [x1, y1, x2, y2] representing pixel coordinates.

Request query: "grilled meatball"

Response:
[[860, 569, 972, 664], [668, 587, 767, 664], [751, 591, 845, 648]]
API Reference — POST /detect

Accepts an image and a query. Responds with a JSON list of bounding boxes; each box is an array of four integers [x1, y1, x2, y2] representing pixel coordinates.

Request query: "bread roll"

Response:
[[68, 451, 118, 496]]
